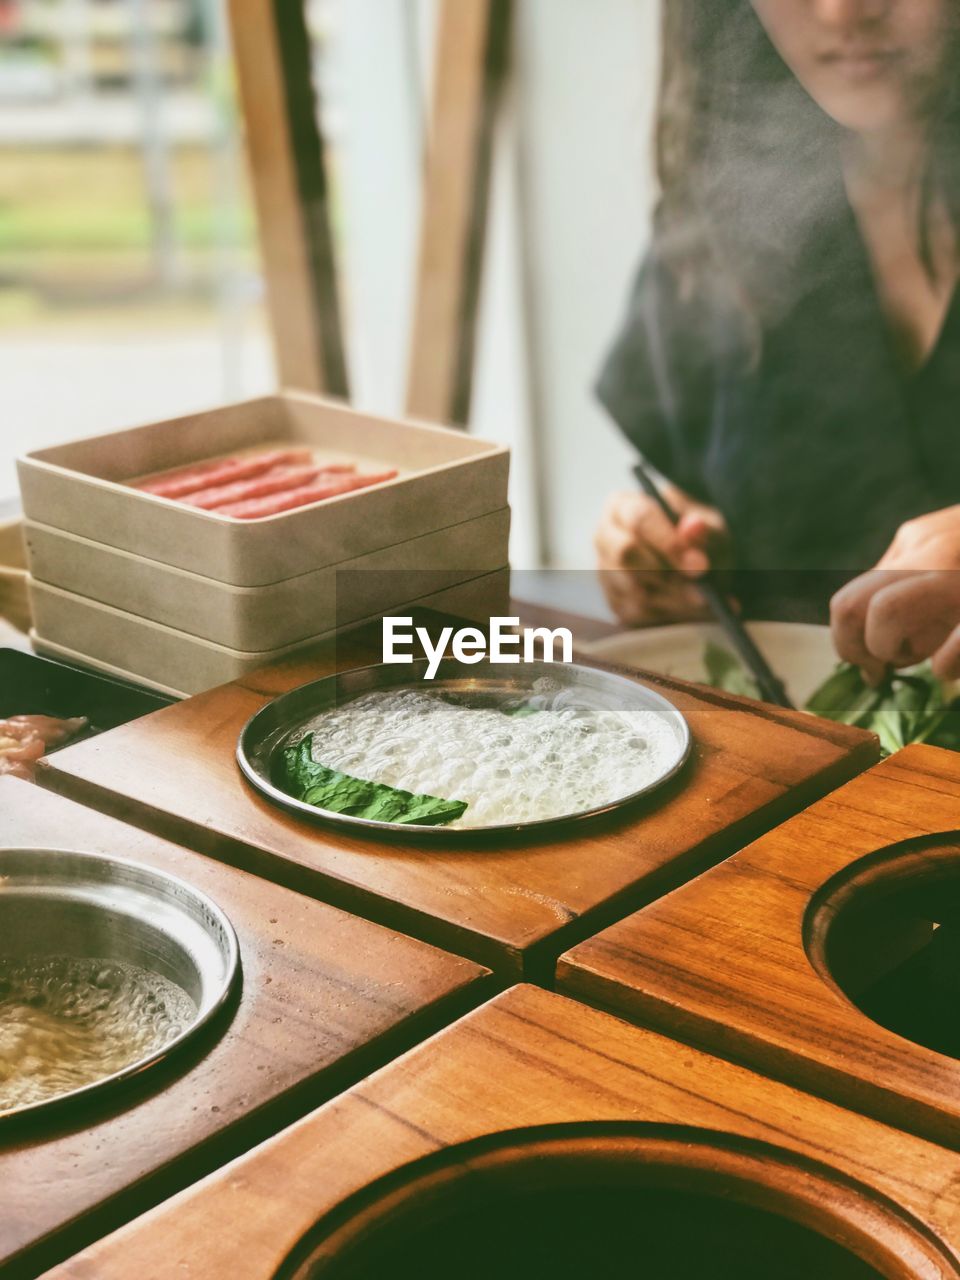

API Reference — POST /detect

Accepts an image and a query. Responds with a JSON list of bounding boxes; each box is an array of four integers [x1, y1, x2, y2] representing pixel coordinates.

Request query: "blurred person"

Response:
[[595, 0, 960, 626]]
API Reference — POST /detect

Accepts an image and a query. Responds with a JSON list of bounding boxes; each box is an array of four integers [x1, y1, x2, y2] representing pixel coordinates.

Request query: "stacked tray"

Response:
[[18, 391, 511, 694]]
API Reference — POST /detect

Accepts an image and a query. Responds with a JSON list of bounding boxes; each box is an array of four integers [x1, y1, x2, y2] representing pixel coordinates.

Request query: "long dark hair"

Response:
[[654, 0, 960, 329]]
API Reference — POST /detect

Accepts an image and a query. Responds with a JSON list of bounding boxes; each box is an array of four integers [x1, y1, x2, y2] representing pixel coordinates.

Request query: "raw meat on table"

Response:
[[180, 464, 355, 511], [0, 715, 87, 780], [218, 470, 399, 519], [135, 449, 314, 499]]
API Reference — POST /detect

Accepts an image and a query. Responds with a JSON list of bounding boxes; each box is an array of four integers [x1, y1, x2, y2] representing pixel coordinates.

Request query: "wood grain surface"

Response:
[[226, 0, 347, 395], [558, 743, 960, 1151], [406, 0, 509, 425], [37, 613, 879, 979], [0, 779, 491, 1279], [43, 985, 960, 1280]]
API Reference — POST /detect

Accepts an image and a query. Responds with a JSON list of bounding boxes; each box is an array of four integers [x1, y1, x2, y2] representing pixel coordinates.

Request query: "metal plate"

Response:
[[237, 659, 691, 838], [0, 848, 240, 1123]]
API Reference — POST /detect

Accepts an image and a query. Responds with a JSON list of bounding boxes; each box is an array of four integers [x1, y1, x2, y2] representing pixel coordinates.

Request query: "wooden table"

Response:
[[0, 779, 491, 1280], [43, 985, 960, 1279], [558, 744, 960, 1152], [37, 613, 879, 979]]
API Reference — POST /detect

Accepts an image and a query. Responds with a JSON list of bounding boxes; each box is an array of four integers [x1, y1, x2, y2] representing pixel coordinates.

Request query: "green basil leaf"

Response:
[[920, 701, 960, 750], [804, 660, 958, 757], [804, 663, 884, 725], [501, 702, 540, 718], [281, 734, 468, 826], [702, 642, 760, 699], [867, 705, 909, 756]]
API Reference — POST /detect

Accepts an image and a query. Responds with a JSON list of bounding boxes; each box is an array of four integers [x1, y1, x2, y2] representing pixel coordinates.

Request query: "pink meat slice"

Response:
[[0, 715, 87, 781], [218, 470, 399, 519], [182, 463, 355, 511], [0, 731, 46, 763], [6, 714, 88, 746], [0, 758, 35, 780], [136, 449, 314, 499]]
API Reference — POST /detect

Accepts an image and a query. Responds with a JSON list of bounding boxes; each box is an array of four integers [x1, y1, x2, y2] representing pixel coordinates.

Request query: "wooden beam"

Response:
[[406, 0, 512, 425], [227, 0, 348, 397]]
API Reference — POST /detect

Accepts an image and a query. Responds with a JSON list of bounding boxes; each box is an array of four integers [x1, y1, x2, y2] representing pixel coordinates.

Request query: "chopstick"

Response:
[[631, 462, 795, 710]]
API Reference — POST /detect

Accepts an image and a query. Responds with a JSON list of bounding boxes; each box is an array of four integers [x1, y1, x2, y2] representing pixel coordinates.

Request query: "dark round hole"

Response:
[[807, 836, 960, 1058], [302, 1185, 877, 1280], [276, 1126, 933, 1280]]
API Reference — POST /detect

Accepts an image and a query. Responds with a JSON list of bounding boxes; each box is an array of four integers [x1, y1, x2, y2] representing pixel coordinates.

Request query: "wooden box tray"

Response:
[[558, 744, 960, 1151], [0, 779, 491, 1278], [37, 613, 879, 979], [24, 508, 510, 650], [43, 985, 960, 1279], [28, 569, 509, 696], [17, 391, 509, 585]]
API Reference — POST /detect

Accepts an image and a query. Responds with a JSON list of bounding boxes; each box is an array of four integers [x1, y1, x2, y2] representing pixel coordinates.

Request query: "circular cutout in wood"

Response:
[[807, 835, 960, 1059], [274, 1123, 950, 1280]]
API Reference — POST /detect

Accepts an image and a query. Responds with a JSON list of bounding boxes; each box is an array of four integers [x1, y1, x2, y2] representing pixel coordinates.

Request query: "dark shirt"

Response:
[[596, 196, 960, 620]]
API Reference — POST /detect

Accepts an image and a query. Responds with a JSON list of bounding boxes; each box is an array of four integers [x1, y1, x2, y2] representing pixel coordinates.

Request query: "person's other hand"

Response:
[[876, 506, 960, 574], [831, 507, 960, 681], [594, 483, 732, 626]]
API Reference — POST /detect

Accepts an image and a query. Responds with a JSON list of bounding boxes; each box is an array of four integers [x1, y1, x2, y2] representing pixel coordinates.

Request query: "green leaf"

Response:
[[924, 703, 960, 751], [281, 734, 468, 826], [867, 704, 909, 756], [890, 674, 941, 738], [803, 663, 883, 725], [702, 642, 760, 699], [283, 736, 335, 792], [803, 660, 959, 758]]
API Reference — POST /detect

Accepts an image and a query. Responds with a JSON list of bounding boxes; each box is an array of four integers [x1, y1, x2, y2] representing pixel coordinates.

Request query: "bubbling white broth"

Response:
[[297, 677, 681, 827], [0, 957, 197, 1112]]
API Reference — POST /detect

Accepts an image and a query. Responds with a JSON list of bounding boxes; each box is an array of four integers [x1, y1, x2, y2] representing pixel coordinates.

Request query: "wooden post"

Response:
[[406, 0, 512, 426], [227, 0, 348, 397]]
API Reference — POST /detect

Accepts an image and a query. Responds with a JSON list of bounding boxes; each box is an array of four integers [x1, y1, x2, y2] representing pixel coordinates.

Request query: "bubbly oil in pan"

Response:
[[0, 957, 197, 1111], [299, 679, 681, 827]]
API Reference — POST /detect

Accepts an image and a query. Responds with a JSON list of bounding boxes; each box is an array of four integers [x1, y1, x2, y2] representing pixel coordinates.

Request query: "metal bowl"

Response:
[[0, 848, 240, 1122], [237, 658, 692, 838]]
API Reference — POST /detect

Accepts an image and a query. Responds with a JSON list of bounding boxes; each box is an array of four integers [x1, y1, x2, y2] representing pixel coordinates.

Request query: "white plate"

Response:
[[582, 622, 838, 708]]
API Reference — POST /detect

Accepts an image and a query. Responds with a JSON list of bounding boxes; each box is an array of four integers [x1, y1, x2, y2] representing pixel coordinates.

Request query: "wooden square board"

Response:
[[559, 744, 960, 1151], [44, 985, 960, 1279], [0, 779, 490, 1278], [36, 615, 879, 980]]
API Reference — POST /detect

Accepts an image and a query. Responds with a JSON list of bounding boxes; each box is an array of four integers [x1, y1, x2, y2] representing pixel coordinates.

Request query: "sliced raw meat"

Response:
[[182, 463, 355, 511], [218, 470, 399, 519], [0, 728, 45, 782], [132, 456, 229, 495], [136, 449, 314, 499], [0, 758, 35, 780], [0, 731, 45, 763], [5, 714, 88, 746], [0, 715, 88, 783]]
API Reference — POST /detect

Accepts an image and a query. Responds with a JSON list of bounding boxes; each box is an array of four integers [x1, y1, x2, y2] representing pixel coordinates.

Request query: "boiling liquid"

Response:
[[0, 957, 197, 1111], [300, 680, 681, 827]]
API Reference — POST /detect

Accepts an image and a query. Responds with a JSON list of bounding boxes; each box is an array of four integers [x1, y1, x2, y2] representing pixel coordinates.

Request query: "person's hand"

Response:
[[594, 482, 732, 626], [874, 505, 960, 574], [831, 506, 960, 681]]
